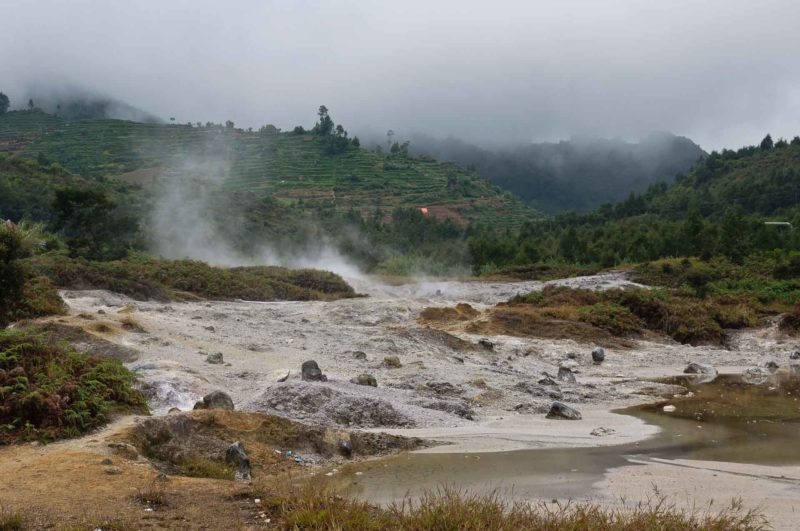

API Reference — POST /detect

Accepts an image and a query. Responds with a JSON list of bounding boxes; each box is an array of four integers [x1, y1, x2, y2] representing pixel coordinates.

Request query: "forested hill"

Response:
[[0, 108, 533, 231], [469, 135, 800, 272], [408, 132, 706, 213]]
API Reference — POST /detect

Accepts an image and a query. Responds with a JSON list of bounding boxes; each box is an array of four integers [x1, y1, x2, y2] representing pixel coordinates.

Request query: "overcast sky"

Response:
[[2, 0, 799, 151]]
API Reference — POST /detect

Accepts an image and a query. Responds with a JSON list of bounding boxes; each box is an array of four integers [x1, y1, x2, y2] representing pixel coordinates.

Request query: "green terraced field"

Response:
[[0, 110, 537, 230]]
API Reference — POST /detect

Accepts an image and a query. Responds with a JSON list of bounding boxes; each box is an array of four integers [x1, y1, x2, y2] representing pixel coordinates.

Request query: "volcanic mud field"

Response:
[[5, 272, 800, 528]]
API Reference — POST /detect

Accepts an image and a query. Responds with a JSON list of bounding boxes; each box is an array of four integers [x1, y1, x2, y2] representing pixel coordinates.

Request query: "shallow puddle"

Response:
[[337, 372, 800, 504]]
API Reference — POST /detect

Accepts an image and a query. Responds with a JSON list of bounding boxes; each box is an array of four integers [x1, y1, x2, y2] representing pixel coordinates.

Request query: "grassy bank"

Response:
[[25, 253, 357, 302], [0, 327, 147, 443]]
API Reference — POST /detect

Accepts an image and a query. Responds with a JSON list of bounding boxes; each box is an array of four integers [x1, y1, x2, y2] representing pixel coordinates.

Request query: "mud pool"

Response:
[[337, 373, 800, 504]]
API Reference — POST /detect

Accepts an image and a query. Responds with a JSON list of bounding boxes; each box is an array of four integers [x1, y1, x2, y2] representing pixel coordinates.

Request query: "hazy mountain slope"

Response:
[[0, 110, 534, 231], [408, 132, 707, 213]]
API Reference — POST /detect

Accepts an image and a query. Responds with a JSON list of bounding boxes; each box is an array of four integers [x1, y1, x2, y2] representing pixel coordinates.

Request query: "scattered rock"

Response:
[[101, 458, 113, 465], [684, 362, 717, 376], [546, 401, 582, 420], [301, 360, 327, 381], [762, 359, 779, 372], [203, 325, 216, 332], [662, 404, 677, 413], [277, 372, 291, 383], [592, 347, 605, 364], [590, 426, 615, 437], [478, 338, 495, 350], [790, 351, 800, 360], [225, 441, 252, 481], [557, 366, 577, 383], [538, 373, 558, 386], [514, 381, 563, 400], [350, 374, 378, 387], [206, 352, 224, 364], [566, 352, 577, 360], [338, 439, 353, 458], [193, 390, 235, 411], [351, 351, 367, 360], [104, 466, 123, 475], [383, 356, 402, 368]]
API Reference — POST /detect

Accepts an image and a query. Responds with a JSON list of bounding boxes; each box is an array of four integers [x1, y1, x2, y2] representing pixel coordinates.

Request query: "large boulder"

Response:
[[193, 390, 235, 411], [546, 401, 582, 420], [591, 347, 605, 364], [301, 360, 327, 382], [225, 441, 251, 481]]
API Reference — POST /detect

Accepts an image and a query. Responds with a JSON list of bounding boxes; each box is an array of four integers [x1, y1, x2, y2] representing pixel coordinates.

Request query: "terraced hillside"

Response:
[[0, 110, 535, 230]]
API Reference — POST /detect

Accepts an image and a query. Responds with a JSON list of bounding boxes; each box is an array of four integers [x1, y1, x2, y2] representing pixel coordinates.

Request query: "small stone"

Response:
[[168, 407, 181, 414], [351, 351, 367, 360], [591, 347, 605, 364], [383, 355, 402, 368], [538, 374, 558, 386], [204, 325, 216, 332], [104, 466, 123, 475], [762, 359, 779, 372], [193, 390, 235, 410], [277, 371, 291, 383], [350, 373, 378, 387], [478, 339, 494, 351], [101, 458, 113, 465], [301, 360, 327, 381], [338, 440, 353, 458], [590, 426, 615, 436], [155, 473, 168, 482], [663, 404, 677, 413], [566, 352, 577, 360], [206, 352, 224, 364], [742, 367, 770, 384], [684, 362, 717, 376], [557, 366, 577, 383], [546, 401, 582, 420], [790, 351, 800, 360], [226, 441, 252, 481]]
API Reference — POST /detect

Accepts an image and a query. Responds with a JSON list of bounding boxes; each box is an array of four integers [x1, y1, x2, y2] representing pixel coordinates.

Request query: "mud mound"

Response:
[[244, 382, 415, 428], [126, 410, 425, 478], [419, 303, 480, 323]]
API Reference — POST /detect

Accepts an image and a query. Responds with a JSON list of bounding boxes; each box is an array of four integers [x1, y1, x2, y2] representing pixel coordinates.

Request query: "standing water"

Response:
[[337, 372, 800, 504]]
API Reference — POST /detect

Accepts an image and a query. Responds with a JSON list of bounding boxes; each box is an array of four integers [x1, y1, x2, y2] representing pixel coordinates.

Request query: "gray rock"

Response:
[[762, 359, 779, 372], [790, 350, 800, 360], [546, 401, 582, 420], [592, 347, 605, 364], [557, 366, 577, 383], [350, 373, 378, 387], [590, 426, 615, 437], [206, 352, 224, 364], [277, 371, 290, 383], [193, 390, 235, 411], [566, 352, 577, 360], [339, 439, 353, 457], [413, 399, 475, 420], [537, 374, 558, 386], [684, 362, 718, 376], [478, 338, 495, 350], [101, 458, 113, 465], [514, 381, 563, 400], [225, 441, 251, 481], [301, 360, 327, 381], [104, 466, 123, 475], [351, 351, 367, 360]]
